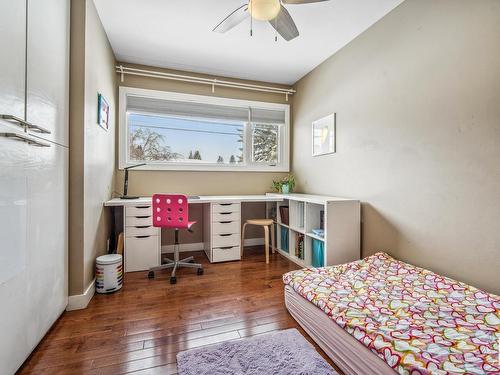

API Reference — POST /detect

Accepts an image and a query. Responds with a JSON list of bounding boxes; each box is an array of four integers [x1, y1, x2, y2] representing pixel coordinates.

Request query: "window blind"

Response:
[[250, 108, 286, 124], [127, 95, 286, 125]]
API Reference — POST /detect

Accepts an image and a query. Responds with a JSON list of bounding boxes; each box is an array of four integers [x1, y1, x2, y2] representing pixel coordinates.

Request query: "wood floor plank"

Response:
[[125, 363, 177, 375], [18, 247, 341, 375]]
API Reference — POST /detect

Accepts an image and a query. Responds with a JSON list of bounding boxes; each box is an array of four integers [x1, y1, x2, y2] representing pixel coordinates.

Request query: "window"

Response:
[[119, 87, 289, 171]]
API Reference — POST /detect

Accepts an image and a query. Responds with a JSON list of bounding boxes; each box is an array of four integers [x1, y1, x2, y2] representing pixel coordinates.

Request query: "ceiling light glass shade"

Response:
[[248, 0, 281, 21]]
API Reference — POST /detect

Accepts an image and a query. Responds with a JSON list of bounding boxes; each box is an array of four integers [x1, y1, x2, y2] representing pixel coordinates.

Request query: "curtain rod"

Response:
[[116, 65, 296, 101]]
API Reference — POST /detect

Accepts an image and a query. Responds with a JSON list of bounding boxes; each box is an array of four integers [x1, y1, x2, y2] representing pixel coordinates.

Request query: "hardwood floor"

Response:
[[18, 247, 341, 374]]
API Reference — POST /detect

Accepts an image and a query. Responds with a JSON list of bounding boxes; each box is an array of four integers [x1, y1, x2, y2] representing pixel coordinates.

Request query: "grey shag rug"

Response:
[[176, 328, 337, 375]]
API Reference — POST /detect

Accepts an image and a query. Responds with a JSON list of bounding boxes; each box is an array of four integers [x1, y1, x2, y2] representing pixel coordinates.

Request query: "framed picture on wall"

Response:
[[98, 93, 110, 131], [312, 113, 336, 156]]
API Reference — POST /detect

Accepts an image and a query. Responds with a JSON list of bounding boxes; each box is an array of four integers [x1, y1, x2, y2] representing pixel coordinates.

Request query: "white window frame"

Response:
[[119, 87, 290, 172]]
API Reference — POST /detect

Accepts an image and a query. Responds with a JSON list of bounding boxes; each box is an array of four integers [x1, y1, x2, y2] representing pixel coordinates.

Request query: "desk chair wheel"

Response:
[[170, 276, 177, 284], [197, 268, 203, 276], [148, 271, 155, 279]]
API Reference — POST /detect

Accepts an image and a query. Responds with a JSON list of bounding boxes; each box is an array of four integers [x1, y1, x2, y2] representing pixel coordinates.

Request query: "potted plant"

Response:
[[272, 174, 296, 194]]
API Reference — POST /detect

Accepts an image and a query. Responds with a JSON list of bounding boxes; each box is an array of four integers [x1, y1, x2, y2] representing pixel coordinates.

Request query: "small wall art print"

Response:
[[312, 113, 336, 156], [98, 93, 110, 131]]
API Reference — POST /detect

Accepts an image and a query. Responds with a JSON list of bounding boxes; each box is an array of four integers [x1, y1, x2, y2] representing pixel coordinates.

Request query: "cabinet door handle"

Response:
[[135, 235, 150, 239], [0, 132, 50, 147], [0, 114, 51, 134]]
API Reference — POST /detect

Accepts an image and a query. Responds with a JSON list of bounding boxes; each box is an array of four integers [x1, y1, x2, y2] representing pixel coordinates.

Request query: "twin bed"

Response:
[[283, 252, 500, 375]]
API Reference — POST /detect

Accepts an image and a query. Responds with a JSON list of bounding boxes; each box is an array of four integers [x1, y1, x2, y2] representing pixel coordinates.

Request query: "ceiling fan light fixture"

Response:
[[248, 0, 281, 21]]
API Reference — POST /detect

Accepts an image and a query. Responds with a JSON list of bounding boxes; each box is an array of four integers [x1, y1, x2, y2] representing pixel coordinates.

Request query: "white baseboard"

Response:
[[242, 237, 265, 247], [66, 278, 95, 311], [161, 237, 264, 254]]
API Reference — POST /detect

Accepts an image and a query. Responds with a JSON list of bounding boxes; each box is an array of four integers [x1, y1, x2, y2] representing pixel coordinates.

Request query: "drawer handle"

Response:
[[134, 206, 151, 209], [219, 203, 233, 206], [219, 246, 234, 250], [135, 215, 150, 219], [135, 235, 150, 239], [0, 114, 51, 134], [219, 221, 232, 224], [219, 212, 232, 215], [0, 132, 50, 147], [135, 225, 150, 229], [219, 233, 233, 237]]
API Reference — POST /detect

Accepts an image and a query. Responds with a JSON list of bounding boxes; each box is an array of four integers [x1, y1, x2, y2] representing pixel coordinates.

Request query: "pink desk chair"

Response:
[[148, 194, 203, 284]]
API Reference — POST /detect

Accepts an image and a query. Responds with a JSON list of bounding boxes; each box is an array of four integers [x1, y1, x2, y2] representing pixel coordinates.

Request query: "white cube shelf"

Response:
[[267, 193, 360, 268]]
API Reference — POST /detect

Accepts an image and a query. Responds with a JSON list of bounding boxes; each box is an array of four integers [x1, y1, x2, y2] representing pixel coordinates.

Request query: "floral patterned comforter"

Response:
[[283, 252, 500, 374]]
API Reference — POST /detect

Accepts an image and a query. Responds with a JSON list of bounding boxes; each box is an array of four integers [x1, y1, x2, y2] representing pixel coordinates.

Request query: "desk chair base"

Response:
[[148, 256, 203, 284], [148, 227, 203, 284]]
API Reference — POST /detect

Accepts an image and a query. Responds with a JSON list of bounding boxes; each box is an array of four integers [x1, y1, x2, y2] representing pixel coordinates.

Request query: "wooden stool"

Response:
[[241, 219, 275, 264]]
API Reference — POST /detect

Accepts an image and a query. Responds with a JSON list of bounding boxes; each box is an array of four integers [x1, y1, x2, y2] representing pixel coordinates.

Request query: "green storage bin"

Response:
[[311, 239, 324, 267], [281, 227, 289, 253]]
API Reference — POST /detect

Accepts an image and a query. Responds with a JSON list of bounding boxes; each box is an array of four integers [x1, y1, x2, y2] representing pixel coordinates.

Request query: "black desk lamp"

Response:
[[120, 163, 146, 199]]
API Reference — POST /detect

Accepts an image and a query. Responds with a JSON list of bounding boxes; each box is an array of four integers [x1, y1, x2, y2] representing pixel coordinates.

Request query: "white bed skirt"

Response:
[[284, 285, 396, 375]]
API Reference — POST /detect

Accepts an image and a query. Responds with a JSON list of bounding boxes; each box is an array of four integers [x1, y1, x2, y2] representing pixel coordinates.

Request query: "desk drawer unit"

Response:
[[212, 246, 240, 263], [124, 206, 160, 272], [206, 201, 241, 263]]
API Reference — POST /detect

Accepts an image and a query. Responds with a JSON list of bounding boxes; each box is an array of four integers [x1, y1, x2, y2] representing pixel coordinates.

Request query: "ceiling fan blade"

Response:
[[282, 0, 329, 4], [213, 4, 249, 33], [269, 6, 299, 41]]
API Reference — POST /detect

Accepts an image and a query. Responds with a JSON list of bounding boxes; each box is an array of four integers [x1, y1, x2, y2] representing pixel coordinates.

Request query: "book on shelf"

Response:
[[279, 206, 289, 226], [295, 233, 304, 260], [320, 210, 324, 230], [311, 229, 324, 238]]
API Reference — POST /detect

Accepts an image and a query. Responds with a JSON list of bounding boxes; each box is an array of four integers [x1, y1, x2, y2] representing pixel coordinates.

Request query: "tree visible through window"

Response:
[[121, 88, 289, 171], [252, 124, 279, 164], [128, 113, 244, 164]]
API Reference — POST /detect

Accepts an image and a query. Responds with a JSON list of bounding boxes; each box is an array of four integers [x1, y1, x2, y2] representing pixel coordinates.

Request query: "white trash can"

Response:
[[96, 254, 123, 293]]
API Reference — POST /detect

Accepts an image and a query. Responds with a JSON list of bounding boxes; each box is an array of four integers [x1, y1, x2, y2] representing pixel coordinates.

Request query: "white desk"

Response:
[[104, 193, 360, 272], [104, 195, 284, 207], [105, 195, 284, 271]]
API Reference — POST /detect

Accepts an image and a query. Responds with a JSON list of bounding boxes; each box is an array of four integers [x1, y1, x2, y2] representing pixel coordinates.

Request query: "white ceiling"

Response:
[[94, 0, 404, 85]]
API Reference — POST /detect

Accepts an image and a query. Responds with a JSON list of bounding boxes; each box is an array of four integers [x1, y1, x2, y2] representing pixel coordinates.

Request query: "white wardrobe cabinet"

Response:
[[27, 0, 70, 146], [0, 0, 26, 124], [26, 144, 69, 343], [0, 0, 69, 373], [0, 122, 33, 374]]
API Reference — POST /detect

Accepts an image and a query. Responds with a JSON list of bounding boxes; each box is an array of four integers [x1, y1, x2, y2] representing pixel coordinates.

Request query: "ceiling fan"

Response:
[[213, 0, 329, 41]]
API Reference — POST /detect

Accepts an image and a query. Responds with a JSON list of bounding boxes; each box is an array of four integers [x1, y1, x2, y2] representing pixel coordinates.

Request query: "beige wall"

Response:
[[69, 0, 116, 295], [292, 0, 500, 294], [69, 0, 86, 295], [115, 63, 291, 242]]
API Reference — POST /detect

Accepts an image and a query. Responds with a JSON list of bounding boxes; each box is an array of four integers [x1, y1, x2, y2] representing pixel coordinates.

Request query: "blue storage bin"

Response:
[[311, 239, 324, 267], [281, 227, 289, 253]]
